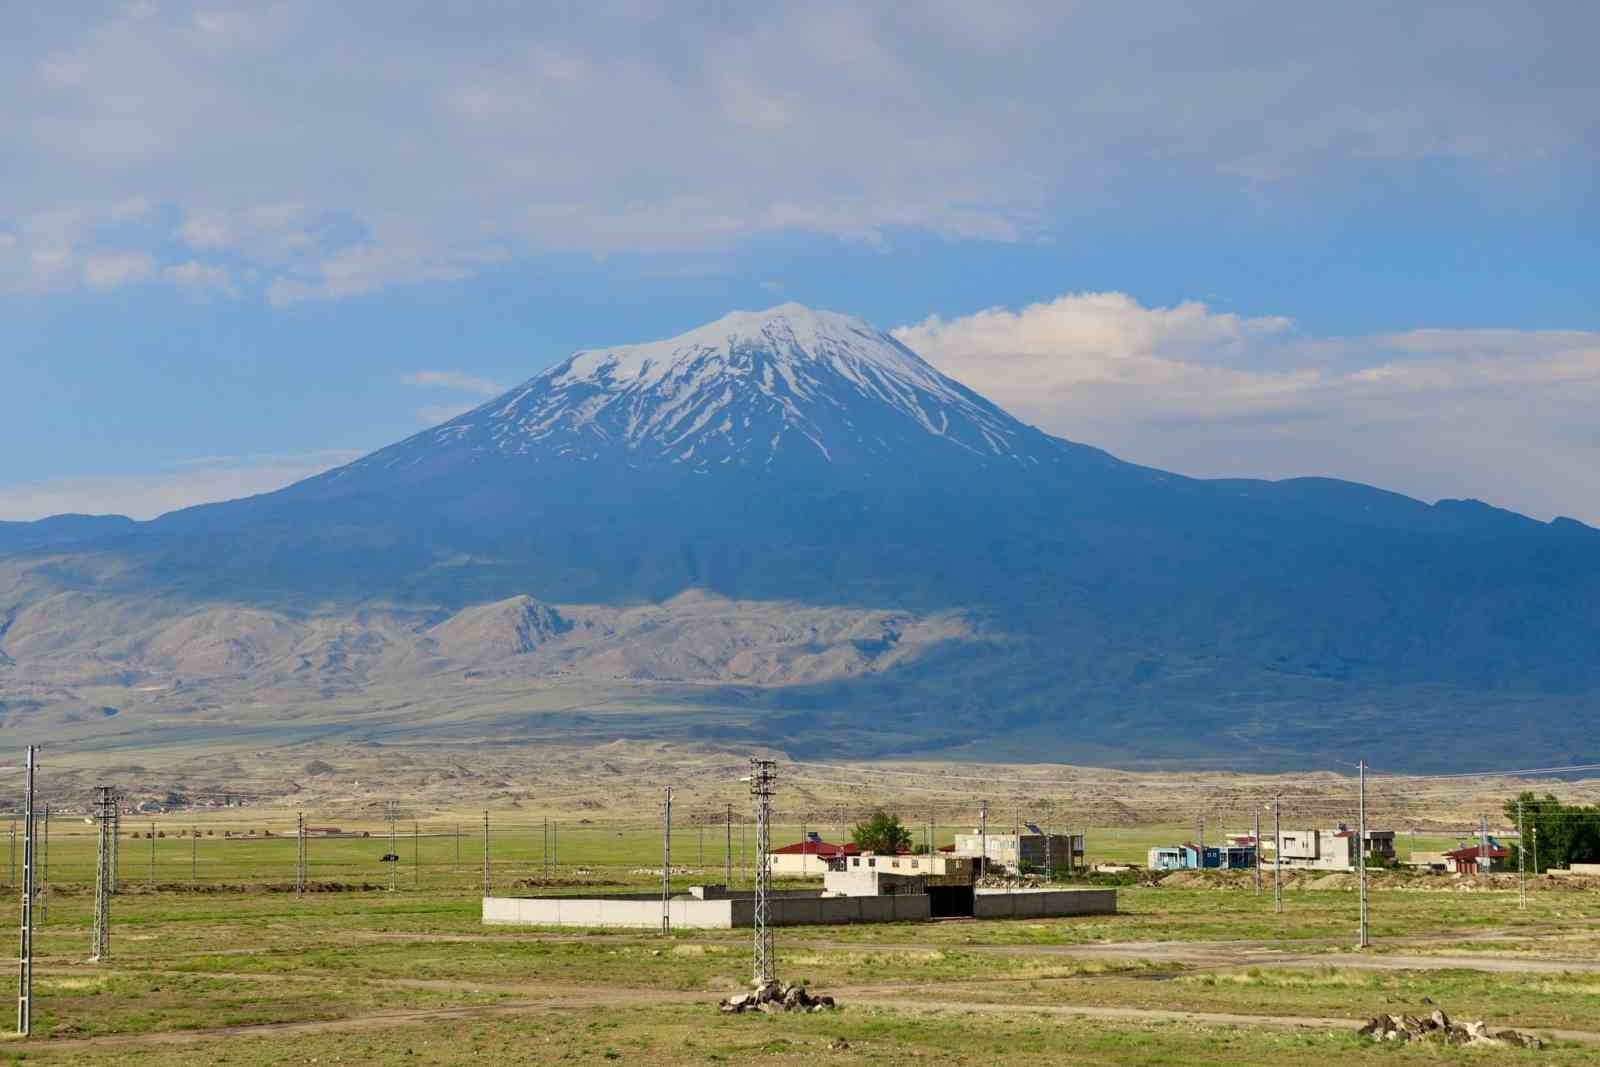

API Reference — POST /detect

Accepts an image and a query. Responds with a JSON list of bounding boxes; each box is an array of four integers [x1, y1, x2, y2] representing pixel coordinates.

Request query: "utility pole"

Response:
[[385, 801, 399, 892], [482, 810, 490, 897], [17, 745, 35, 1036], [191, 825, 197, 887], [90, 785, 114, 962], [1518, 799, 1527, 911], [661, 787, 672, 936], [725, 804, 733, 887], [1479, 814, 1489, 878], [749, 758, 777, 986], [1043, 809, 1052, 883], [296, 812, 308, 896], [39, 804, 48, 925], [110, 797, 119, 895], [542, 816, 549, 881], [1533, 826, 1540, 875], [455, 823, 461, 869], [1012, 805, 1019, 876], [1272, 797, 1283, 915], [698, 821, 704, 872], [8, 819, 13, 888], [978, 800, 988, 880], [413, 820, 419, 889], [1253, 809, 1262, 895], [1357, 760, 1369, 949], [148, 820, 156, 889]]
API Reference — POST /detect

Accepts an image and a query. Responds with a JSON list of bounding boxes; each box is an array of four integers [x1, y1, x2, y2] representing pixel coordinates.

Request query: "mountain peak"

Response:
[[550, 302, 921, 392], [338, 305, 1059, 480]]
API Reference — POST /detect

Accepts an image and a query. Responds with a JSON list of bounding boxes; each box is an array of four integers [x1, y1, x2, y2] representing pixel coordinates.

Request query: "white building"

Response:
[[952, 832, 1085, 874], [1270, 828, 1396, 871]]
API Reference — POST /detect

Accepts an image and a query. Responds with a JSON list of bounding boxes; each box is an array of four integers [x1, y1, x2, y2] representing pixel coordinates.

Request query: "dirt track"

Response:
[[20, 977, 1600, 1056]]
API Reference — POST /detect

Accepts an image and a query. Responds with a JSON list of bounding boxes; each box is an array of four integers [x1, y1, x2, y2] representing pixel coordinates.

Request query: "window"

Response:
[[892, 860, 900, 869], [868, 858, 876, 868], [852, 857, 860, 867]]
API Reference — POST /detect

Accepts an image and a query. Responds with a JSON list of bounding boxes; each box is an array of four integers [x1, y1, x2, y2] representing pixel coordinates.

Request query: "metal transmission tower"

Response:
[[1272, 797, 1283, 915], [1253, 809, 1262, 895], [1518, 799, 1527, 911], [1042, 809, 1052, 883], [296, 812, 307, 897], [748, 758, 777, 985], [17, 745, 36, 1036], [978, 800, 988, 879], [90, 785, 114, 962], [1357, 760, 1369, 949], [660, 787, 672, 936]]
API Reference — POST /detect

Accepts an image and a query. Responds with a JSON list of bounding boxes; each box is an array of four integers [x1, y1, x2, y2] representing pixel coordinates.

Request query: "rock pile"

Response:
[[719, 980, 837, 1014], [1359, 1009, 1543, 1049]]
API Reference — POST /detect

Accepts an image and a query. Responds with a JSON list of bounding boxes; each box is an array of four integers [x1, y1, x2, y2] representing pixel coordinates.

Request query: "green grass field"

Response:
[[0, 813, 1590, 1064], [8, 815, 1473, 891]]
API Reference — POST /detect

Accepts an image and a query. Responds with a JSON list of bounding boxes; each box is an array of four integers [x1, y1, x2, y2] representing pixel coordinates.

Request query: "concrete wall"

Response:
[[973, 888, 1117, 919], [483, 895, 737, 929], [484, 887, 1110, 928], [733, 894, 930, 926], [1548, 864, 1600, 878]]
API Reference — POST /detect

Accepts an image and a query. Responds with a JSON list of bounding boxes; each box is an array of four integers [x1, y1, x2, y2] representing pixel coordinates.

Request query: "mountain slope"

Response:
[[330, 304, 1068, 482], [2, 303, 1598, 768]]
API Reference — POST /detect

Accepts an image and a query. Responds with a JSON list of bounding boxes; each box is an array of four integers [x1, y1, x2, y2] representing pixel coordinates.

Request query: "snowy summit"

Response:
[[348, 304, 1056, 478]]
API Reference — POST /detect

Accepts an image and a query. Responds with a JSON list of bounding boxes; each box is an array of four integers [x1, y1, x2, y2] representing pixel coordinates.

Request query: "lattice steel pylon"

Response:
[[296, 811, 307, 897], [17, 745, 36, 1036], [748, 758, 777, 986], [90, 785, 114, 962]]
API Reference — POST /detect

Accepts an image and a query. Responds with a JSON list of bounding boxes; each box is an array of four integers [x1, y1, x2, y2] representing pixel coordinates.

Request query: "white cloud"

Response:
[[0, 2, 1592, 301], [0, 450, 362, 521], [163, 260, 235, 295], [896, 293, 1600, 524], [81, 250, 154, 288], [402, 371, 504, 396]]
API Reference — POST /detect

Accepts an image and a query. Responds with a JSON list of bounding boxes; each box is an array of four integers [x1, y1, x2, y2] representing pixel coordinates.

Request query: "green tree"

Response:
[[1503, 792, 1600, 872], [851, 810, 913, 854]]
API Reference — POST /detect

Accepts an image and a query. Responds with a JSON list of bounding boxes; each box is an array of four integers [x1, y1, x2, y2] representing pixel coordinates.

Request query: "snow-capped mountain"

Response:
[[6, 303, 1600, 768], [334, 304, 1074, 483]]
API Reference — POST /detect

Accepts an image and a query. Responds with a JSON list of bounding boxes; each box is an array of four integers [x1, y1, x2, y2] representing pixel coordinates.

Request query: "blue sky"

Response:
[[3, 2, 1598, 521]]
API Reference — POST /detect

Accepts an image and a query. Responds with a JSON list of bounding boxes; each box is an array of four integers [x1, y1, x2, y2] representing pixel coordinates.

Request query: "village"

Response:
[[482, 811, 1545, 934]]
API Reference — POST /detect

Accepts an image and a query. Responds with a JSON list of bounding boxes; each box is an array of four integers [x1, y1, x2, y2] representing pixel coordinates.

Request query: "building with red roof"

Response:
[[769, 839, 860, 876]]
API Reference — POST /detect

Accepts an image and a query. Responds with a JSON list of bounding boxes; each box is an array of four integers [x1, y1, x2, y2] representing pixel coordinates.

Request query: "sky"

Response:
[[2, 2, 1597, 523]]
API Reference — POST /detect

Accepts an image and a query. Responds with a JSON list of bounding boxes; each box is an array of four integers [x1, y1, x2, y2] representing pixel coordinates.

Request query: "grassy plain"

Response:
[[4, 836, 1600, 1064], [0, 761, 1592, 1065]]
